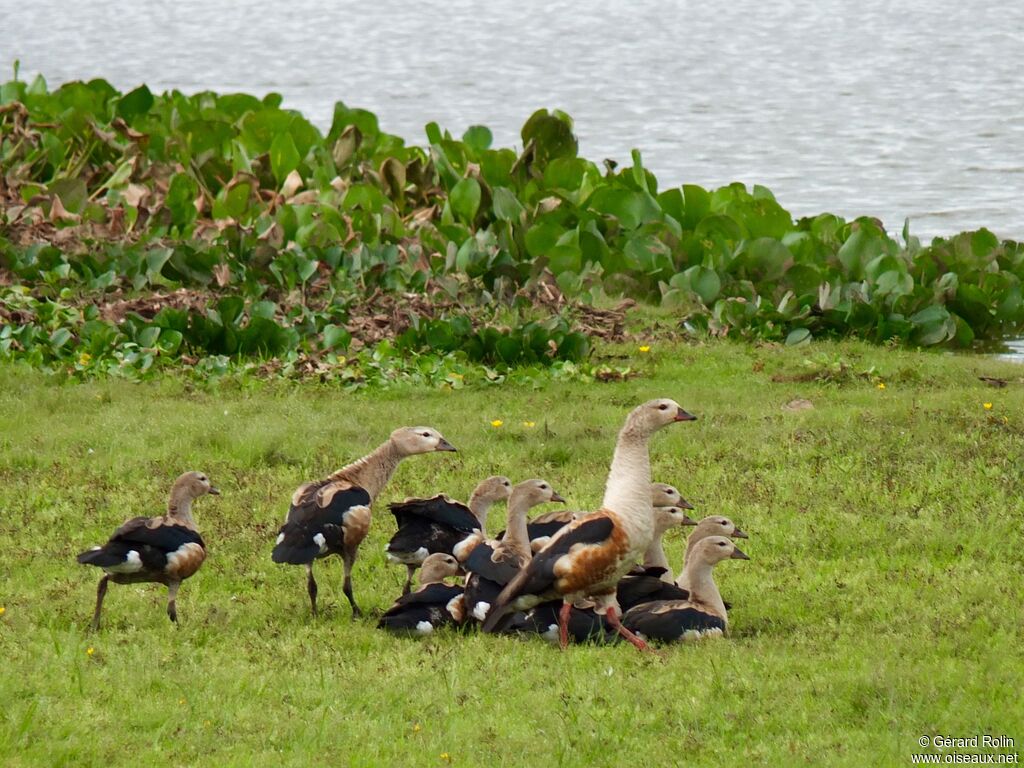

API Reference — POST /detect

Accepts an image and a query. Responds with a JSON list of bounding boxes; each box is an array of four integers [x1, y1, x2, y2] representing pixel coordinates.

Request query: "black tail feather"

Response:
[[271, 525, 320, 565], [77, 545, 125, 568]]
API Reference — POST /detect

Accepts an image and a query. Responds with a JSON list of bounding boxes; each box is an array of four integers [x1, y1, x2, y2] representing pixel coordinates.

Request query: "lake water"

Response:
[[2, 0, 1023, 241]]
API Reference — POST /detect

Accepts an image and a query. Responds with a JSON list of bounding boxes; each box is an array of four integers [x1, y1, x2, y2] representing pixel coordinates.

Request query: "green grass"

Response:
[[1, 340, 1023, 766]]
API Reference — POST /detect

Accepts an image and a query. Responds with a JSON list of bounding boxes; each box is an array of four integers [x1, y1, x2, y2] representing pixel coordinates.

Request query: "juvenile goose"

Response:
[[623, 535, 749, 642], [272, 426, 456, 618], [676, 515, 748, 592], [641, 483, 697, 580], [385, 476, 512, 594], [77, 471, 219, 630], [463, 479, 565, 623], [481, 398, 696, 651], [377, 553, 466, 635]]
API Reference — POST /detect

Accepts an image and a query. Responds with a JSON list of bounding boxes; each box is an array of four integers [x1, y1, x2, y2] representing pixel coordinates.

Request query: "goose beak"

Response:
[[208, 487, 221, 496], [436, 439, 457, 452], [550, 492, 566, 503], [730, 545, 750, 560], [674, 408, 697, 422], [732, 527, 749, 539], [680, 513, 698, 526], [678, 497, 695, 510]]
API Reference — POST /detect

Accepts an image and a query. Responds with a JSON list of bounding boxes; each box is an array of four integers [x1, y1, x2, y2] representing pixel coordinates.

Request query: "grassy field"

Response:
[[1, 339, 1023, 766]]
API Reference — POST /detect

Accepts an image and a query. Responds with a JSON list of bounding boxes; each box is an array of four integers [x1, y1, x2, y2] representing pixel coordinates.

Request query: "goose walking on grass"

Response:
[[622, 535, 748, 642], [385, 476, 511, 595], [481, 399, 696, 651], [377, 553, 466, 635], [463, 479, 564, 623], [271, 427, 456, 618], [77, 471, 219, 630]]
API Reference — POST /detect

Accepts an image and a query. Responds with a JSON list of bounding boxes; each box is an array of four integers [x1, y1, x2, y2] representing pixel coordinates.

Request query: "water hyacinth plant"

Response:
[[2, 71, 1023, 381]]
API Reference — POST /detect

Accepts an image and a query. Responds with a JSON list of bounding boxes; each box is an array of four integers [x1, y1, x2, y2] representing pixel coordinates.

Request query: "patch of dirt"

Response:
[[96, 289, 211, 323]]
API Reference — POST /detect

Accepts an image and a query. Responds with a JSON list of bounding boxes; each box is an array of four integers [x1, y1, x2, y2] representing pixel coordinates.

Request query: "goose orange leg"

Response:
[[605, 606, 653, 653], [558, 601, 572, 650]]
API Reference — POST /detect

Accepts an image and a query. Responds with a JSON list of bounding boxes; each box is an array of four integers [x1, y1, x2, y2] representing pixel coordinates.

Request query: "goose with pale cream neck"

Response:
[[481, 398, 696, 651], [77, 471, 219, 630], [272, 427, 456, 618]]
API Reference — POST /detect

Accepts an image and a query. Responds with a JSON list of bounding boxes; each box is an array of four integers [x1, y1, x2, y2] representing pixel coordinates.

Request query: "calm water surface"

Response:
[[2, 0, 1023, 239]]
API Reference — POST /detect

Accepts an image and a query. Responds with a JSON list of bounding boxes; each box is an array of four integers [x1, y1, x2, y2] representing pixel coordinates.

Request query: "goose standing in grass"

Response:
[[77, 471, 219, 630], [675, 516, 748, 592], [385, 476, 512, 595], [463, 479, 565, 623], [481, 398, 696, 651], [622, 536, 749, 642], [377, 553, 466, 635], [271, 427, 456, 618]]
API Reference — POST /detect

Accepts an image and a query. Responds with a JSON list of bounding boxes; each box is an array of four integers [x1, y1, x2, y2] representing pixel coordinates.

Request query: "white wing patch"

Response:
[[275, 533, 285, 546], [471, 601, 490, 622], [105, 549, 142, 574], [313, 533, 327, 553], [414, 621, 434, 635]]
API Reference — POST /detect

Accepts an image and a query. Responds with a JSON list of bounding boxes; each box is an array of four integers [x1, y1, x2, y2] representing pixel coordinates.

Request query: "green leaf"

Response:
[[462, 125, 493, 151], [322, 324, 351, 350], [166, 174, 198, 230], [450, 178, 482, 224], [270, 132, 301, 184], [116, 84, 154, 120], [492, 187, 526, 222], [785, 328, 812, 346], [49, 328, 72, 350]]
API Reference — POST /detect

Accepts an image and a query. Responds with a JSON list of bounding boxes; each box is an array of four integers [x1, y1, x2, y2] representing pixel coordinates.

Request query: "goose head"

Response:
[[650, 482, 697, 530], [510, 479, 566, 508], [692, 515, 747, 540], [171, 471, 220, 501], [418, 552, 461, 584], [626, 398, 697, 438], [390, 427, 457, 456], [473, 475, 514, 504], [689, 535, 750, 566]]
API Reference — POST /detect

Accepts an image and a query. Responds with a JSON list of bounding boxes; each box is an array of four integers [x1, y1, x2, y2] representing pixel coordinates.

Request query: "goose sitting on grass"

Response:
[[481, 398, 696, 651], [675, 515, 748, 592], [622, 535, 748, 642], [377, 553, 465, 635], [385, 476, 512, 595], [77, 471, 219, 630], [641, 483, 696, 580], [463, 479, 565, 623], [507, 598, 616, 645], [271, 427, 456, 619]]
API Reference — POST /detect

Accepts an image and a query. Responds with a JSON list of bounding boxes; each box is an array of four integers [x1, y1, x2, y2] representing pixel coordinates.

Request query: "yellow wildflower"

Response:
[[522, 421, 536, 428], [0, 606, 5, 617], [78, 352, 92, 366], [179, 698, 186, 705], [490, 420, 503, 428], [983, 402, 993, 410], [638, 345, 651, 353], [877, 383, 886, 390], [440, 755, 452, 763], [86, 647, 94, 656], [413, 723, 422, 733]]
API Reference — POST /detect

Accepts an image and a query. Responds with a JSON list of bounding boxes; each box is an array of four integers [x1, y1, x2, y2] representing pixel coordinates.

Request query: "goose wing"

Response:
[[272, 479, 371, 564], [481, 514, 617, 632]]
